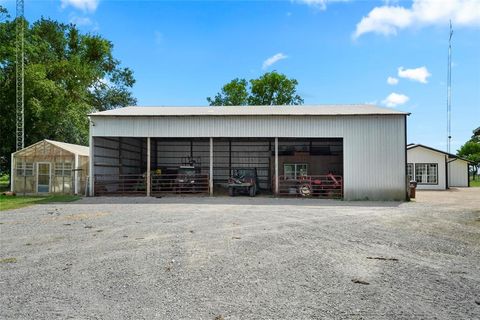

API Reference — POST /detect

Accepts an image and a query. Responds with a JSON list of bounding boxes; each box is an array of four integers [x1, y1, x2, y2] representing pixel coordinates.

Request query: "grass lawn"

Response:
[[470, 176, 480, 187], [0, 174, 9, 193], [0, 195, 81, 211]]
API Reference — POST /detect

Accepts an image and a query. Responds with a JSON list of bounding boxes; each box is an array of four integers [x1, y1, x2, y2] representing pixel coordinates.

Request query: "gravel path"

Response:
[[1, 189, 479, 319]]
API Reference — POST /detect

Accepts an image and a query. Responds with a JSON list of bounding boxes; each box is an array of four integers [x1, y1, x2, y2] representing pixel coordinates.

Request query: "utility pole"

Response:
[[446, 20, 453, 154], [16, 0, 25, 150]]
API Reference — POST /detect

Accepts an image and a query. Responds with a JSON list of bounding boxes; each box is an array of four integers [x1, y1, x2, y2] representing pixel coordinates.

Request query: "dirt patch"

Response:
[[43, 211, 110, 222]]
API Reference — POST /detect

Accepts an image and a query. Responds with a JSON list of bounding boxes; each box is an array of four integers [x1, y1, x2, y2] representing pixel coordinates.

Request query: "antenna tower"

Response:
[[16, 0, 25, 150], [446, 21, 453, 154]]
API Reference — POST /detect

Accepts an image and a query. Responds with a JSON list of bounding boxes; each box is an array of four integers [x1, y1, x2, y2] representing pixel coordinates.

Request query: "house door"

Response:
[[37, 163, 51, 193]]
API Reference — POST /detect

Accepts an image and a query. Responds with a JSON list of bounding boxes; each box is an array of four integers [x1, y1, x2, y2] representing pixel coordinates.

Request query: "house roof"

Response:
[[89, 105, 410, 117], [13, 139, 89, 156], [407, 144, 471, 163]]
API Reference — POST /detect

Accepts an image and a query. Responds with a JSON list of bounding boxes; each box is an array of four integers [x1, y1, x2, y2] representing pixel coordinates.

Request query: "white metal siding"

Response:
[[90, 115, 407, 200], [448, 159, 469, 187], [407, 147, 446, 190]]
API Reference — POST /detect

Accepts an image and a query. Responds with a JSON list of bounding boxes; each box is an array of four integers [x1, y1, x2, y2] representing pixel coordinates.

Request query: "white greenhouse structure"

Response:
[[88, 105, 409, 201], [11, 140, 89, 195]]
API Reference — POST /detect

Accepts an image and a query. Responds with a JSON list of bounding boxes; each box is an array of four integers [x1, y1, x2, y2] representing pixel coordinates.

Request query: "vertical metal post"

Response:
[[147, 137, 151, 197], [88, 120, 94, 196], [74, 154, 79, 195], [209, 137, 213, 196], [275, 137, 279, 195]]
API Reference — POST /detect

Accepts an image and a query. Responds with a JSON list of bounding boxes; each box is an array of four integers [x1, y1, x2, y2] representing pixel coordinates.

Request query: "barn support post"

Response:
[[147, 137, 151, 197], [74, 153, 79, 195], [209, 137, 213, 196], [274, 137, 279, 195]]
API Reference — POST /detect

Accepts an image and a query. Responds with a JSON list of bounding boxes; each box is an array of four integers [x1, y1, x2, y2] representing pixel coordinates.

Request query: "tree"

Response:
[[207, 71, 303, 106], [249, 71, 303, 105], [206, 78, 248, 106], [0, 6, 136, 175], [457, 136, 480, 180]]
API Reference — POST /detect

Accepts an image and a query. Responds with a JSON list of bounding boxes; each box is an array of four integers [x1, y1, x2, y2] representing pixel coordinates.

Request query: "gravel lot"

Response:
[[1, 189, 479, 320]]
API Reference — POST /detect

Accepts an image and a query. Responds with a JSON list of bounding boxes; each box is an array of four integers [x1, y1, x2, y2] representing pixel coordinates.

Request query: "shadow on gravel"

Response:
[[74, 196, 403, 208]]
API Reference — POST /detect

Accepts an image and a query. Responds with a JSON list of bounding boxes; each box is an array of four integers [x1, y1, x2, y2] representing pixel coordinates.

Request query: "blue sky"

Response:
[[2, 0, 479, 152]]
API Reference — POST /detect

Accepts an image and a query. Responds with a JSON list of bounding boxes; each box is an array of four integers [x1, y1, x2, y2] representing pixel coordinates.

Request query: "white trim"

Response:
[[89, 120, 94, 196], [10, 153, 14, 192], [74, 153, 79, 195], [36, 162, 51, 193]]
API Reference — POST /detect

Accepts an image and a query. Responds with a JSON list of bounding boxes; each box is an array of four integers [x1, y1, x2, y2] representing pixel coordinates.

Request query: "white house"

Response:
[[407, 144, 470, 190], [88, 105, 409, 200]]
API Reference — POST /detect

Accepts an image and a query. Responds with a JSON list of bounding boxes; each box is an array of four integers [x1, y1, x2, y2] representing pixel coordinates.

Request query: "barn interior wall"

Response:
[[275, 139, 343, 177], [93, 137, 145, 176]]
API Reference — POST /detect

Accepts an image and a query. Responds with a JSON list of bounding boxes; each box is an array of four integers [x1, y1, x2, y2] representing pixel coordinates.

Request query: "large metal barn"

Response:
[[88, 105, 409, 200]]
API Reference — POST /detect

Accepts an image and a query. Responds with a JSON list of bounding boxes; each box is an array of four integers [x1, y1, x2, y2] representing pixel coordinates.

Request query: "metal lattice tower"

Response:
[[15, 0, 25, 150], [446, 21, 453, 154]]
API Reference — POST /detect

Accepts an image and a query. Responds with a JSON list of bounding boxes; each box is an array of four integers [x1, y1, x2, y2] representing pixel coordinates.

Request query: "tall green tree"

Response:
[[206, 78, 248, 106], [458, 135, 480, 180], [207, 71, 303, 106], [0, 7, 136, 174]]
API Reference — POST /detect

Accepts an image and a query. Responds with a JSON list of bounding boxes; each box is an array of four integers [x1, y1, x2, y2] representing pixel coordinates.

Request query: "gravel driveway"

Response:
[[1, 189, 479, 319]]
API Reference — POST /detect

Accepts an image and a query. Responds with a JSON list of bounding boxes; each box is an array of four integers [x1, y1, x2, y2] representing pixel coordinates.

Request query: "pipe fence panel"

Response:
[[276, 174, 343, 199], [94, 174, 146, 196], [151, 173, 209, 195]]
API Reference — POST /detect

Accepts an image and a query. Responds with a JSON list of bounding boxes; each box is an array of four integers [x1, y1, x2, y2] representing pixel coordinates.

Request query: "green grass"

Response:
[[0, 194, 81, 211], [0, 174, 9, 193], [470, 176, 480, 187]]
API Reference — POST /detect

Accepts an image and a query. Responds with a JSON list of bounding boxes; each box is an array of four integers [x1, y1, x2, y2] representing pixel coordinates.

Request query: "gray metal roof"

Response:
[[89, 105, 409, 117]]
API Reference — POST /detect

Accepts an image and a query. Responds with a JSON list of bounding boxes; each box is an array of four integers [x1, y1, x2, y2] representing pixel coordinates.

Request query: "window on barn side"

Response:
[[415, 163, 438, 184], [16, 161, 33, 176], [284, 163, 308, 179], [55, 162, 72, 177]]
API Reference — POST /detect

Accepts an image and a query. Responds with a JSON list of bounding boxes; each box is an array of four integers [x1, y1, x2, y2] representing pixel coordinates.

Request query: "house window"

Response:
[[284, 163, 308, 179], [407, 163, 414, 182], [415, 163, 438, 184], [16, 161, 33, 176], [55, 162, 72, 177]]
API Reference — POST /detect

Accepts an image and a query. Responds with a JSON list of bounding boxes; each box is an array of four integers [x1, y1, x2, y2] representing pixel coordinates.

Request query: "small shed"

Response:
[[11, 140, 89, 195], [407, 144, 470, 190]]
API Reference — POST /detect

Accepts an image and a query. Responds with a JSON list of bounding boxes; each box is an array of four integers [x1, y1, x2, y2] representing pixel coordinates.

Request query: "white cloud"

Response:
[[398, 66, 431, 83], [70, 16, 92, 27], [61, 0, 99, 13], [353, 0, 480, 38], [387, 76, 399, 85], [294, 0, 349, 10], [382, 92, 409, 107], [262, 53, 288, 70]]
